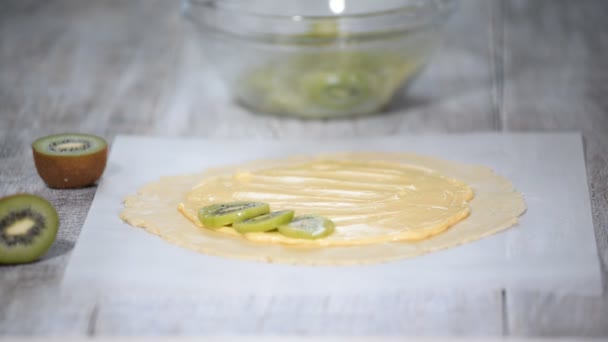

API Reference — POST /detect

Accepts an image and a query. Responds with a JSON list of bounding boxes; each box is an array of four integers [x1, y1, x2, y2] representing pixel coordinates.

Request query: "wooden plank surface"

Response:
[[499, 0, 608, 336], [1, 338, 596, 342], [0, 0, 504, 335], [0, 0, 606, 337]]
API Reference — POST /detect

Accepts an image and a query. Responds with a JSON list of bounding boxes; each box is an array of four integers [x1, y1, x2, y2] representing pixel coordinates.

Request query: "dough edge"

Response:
[[119, 153, 527, 265]]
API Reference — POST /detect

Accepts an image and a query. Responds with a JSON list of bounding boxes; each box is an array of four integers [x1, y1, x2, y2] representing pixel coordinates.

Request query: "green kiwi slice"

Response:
[[278, 214, 335, 240], [0, 194, 59, 264], [198, 201, 270, 229], [301, 69, 375, 110], [32, 133, 108, 189], [233, 210, 295, 233]]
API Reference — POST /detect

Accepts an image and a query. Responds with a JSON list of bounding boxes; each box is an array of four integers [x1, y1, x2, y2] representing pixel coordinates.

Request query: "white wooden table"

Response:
[[0, 0, 606, 337]]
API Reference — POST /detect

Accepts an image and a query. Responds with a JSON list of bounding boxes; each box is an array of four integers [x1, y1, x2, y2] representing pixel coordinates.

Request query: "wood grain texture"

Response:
[[0, 0, 503, 336], [0, 0, 606, 337], [499, 0, 608, 336]]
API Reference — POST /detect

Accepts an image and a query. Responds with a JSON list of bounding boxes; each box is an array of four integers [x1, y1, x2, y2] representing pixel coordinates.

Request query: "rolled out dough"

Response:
[[120, 152, 526, 265]]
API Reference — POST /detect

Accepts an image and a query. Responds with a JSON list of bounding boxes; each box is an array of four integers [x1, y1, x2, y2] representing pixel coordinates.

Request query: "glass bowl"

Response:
[[183, 0, 456, 119]]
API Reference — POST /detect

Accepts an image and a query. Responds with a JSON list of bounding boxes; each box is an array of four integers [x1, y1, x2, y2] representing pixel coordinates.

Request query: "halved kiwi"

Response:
[[32, 133, 108, 189], [233, 210, 295, 233], [0, 194, 59, 264], [198, 201, 270, 229], [278, 214, 335, 240]]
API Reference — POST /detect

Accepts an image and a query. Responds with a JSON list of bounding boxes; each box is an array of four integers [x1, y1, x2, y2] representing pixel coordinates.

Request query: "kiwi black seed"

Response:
[[198, 201, 270, 228], [0, 194, 59, 264], [32, 133, 108, 189]]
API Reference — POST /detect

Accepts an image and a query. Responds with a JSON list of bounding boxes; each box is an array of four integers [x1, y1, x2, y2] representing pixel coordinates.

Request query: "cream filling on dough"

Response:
[[178, 156, 473, 246], [120, 152, 526, 265]]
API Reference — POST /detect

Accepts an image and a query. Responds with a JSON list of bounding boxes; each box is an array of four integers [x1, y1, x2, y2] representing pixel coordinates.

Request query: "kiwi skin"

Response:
[[32, 133, 108, 189], [0, 193, 59, 264]]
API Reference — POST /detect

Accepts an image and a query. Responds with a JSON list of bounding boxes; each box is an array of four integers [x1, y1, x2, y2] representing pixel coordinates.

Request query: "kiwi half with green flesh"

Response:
[[233, 210, 295, 233], [0, 194, 59, 264], [278, 215, 335, 240], [32, 133, 108, 189], [198, 201, 270, 229]]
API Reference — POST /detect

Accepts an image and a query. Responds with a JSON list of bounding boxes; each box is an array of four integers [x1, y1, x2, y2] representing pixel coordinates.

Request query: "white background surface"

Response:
[[63, 133, 602, 296]]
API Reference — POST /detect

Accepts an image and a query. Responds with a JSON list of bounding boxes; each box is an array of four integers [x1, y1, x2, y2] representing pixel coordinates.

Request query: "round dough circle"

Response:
[[120, 153, 526, 265]]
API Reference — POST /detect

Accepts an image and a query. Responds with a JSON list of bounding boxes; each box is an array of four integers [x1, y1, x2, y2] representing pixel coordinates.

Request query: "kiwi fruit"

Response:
[[233, 210, 295, 234], [32, 133, 108, 189], [198, 201, 270, 229], [302, 70, 374, 110], [0, 194, 59, 264], [278, 214, 335, 240]]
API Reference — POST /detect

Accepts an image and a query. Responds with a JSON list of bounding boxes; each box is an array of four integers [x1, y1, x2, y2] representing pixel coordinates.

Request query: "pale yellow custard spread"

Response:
[[120, 152, 526, 265], [178, 157, 473, 246]]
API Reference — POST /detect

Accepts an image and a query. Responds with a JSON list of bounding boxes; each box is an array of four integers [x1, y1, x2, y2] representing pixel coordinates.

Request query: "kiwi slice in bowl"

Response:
[[32, 133, 108, 189], [301, 69, 375, 111], [233, 210, 295, 233], [0, 194, 59, 264], [278, 214, 335, 240], [198, 201, 270, 229]]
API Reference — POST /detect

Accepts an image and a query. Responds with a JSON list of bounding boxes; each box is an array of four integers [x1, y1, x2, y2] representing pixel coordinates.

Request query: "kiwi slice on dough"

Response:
[[198, 202, 270, 229], [32, 133, 108, 189], [233, 210, 295, 233], [278, 215, 335, 240], [0, 194, 59, 264]]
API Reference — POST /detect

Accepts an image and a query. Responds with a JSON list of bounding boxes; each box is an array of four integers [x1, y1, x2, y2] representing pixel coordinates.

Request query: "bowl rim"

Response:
[[186, 0, 456, 22]]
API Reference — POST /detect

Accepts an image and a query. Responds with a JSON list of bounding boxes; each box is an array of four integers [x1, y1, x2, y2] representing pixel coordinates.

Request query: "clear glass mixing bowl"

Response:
[[183, 0, 456, 119]]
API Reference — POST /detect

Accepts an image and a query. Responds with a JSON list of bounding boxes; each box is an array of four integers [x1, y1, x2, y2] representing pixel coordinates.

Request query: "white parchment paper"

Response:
[[62, 133, 603, 295]]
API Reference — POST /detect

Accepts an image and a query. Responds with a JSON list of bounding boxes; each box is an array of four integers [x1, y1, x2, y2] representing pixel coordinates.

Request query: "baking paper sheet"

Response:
[[62, 133, 603, 295]]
